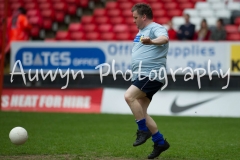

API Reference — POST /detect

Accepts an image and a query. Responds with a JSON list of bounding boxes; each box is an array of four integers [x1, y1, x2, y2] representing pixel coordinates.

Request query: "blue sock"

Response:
[[152, 131, 164, 145], [136, 119, 148, 131]]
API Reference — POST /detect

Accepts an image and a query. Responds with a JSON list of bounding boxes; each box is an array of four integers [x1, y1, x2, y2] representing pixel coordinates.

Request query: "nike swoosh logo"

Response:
[[171, 96, 218, 113]]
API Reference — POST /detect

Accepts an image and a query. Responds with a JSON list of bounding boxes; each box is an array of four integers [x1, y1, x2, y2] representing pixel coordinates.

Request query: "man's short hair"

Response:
[[218, 18, 224, 26], [131, 3, 153, 20], [184, 13, 190, 18], [18, 7, 27, 15]]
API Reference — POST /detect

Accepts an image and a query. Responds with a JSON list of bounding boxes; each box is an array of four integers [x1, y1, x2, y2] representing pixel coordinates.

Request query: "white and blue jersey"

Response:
[[132, 22, 169, 84]]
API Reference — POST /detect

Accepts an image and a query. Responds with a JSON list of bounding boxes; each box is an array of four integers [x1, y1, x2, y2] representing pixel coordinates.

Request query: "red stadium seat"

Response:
[[234, 17, 240, 25], [39, 3, 53, 10], [119, 2, 133, 10], [131, 0, 146, 3], [51, 0, 65, 2], [154, 10, 168, 18], [168, 9, 183, 18], [129, 25, 139, 34], [100, 32, 116, 40], [110, 17, 125, 24], [161, 0, 175, 2], [95, 16, 110, 25], [113, 24, 128, 32], [107, 9, 122, 17], [56, 31, 70, 40], [10, 3, 23, 11], [227, 33, 240, 41], [80, 0, 89, 8], [68, 4, 77, 15], [43, 19, 52, 30], [176, 0, 190, 2], [179, 2, 194, 9], [65, 0, 78, 5], [191, 0, 205, 3], [155, 17, 170, 25], [9, 0, 23, 2], [29, 16, 43, 27], [98, 24, 113, 32], [125, 17, 134, 24], [83, 24, 98, 32], [147, 0, 162, 2], [116, 32, 132, 40], [93, 8, 107, 17], [225, 25, 239, 33], [53, 2, 67, 13], [164, 2, 179, 10], [55, 12, 65, 23], [106, 1, 119, 9], [23, 0, 37, 2], [122, 9, 132, 17], [69, 23, 83, 32], [41, 9, 55, 20], [150, 3, 164, 10], [118, 0, 129, 2], [0, 4, 4, 10], [31, 26, 40, 37], [81, 16, 95, 24], [70, 32, 86, 40], [24, 2, 38, 10], [85, 32, 101, 40], [27, 9, 41, 18], [37, 0, 51, 3]]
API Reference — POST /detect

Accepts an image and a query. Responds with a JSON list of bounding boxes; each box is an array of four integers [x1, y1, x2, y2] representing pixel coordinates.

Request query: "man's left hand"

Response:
[[141, 37, 153, 45]]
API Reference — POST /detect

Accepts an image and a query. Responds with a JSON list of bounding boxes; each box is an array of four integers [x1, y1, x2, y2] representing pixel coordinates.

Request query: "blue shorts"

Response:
[[132, 76, 163, 101]]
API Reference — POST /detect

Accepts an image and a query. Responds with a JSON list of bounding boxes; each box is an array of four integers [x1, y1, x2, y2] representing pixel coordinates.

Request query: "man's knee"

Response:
[[124, 91, 134, 104], [125, 85, 147, 104]]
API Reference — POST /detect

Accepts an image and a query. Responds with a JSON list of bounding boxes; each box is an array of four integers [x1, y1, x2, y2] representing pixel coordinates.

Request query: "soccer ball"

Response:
[[9, 127, 28, 145]]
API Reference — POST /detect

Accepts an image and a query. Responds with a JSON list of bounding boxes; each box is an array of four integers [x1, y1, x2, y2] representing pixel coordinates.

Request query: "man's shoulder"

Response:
[[151, 22, 167, 31], [190, 23, 195, 28], [152, 22, 164, 28], [18, 14, 28, 21], [180, 23, 195, 28]]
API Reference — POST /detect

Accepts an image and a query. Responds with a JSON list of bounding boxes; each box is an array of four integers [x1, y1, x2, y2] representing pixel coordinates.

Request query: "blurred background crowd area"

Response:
[[1, 0, 240, 43]]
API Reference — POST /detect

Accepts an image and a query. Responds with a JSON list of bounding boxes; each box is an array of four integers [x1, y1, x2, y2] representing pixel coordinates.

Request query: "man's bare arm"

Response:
[[141, 36, 169, 45]]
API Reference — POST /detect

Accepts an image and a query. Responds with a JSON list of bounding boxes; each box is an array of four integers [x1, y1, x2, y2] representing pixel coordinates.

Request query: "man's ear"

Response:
[[142, 14, 147, 20]]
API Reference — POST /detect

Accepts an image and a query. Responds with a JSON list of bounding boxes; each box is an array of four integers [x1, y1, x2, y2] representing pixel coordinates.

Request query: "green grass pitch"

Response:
[[0, 112, 240, 160]]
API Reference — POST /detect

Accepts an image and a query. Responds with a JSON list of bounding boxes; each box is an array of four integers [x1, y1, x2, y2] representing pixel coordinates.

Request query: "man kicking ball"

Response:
[[124, 3, 170, 159]]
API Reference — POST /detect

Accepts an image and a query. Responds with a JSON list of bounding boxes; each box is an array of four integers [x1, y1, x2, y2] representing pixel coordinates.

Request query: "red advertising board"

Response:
[[1, 88, 103, 113]]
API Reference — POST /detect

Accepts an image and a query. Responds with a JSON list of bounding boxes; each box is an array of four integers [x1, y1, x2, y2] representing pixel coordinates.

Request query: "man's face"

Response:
[[217, 21, 221, 28], [133, 10, 145, 29], [184, 14, 189, 23]]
